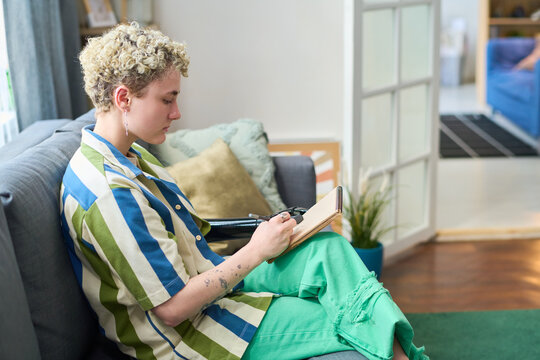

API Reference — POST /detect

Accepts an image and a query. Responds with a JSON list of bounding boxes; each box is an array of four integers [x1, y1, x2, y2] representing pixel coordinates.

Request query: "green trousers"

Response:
[[241, 232, 428, 360]]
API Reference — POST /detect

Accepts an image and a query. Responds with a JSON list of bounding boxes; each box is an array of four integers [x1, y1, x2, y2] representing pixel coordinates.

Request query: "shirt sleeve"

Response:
[[82, 186, 190, 311]]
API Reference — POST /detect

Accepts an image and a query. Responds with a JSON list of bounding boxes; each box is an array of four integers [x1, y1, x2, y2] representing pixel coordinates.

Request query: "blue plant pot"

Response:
[[354, 242, 384, 280]]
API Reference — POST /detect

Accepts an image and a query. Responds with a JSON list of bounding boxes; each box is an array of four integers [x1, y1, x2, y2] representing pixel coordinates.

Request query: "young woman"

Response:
[[60, 22, 427, 360]]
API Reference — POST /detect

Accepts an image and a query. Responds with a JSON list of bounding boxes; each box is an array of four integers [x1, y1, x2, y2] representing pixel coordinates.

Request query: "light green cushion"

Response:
[[150, 118, 286, 212]]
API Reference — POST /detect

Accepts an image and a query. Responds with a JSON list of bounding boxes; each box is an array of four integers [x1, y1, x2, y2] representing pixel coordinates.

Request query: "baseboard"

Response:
[[436, 226, 540, 241]]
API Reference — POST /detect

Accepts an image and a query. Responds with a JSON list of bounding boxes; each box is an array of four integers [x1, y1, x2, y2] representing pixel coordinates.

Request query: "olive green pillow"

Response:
[[166, 138, 272, 219]]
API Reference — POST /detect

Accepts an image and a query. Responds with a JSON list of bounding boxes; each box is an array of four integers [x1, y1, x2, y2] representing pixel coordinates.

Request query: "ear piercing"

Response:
[[123, 110, 129, 136]]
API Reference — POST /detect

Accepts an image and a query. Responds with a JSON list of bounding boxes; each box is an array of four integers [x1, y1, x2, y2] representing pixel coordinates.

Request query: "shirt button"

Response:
[[175, 204, 181, 210], [196, 235, 202, 241]]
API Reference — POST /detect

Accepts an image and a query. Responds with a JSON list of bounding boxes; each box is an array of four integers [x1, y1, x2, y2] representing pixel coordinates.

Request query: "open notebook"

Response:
[[267, 186, 343, 263]]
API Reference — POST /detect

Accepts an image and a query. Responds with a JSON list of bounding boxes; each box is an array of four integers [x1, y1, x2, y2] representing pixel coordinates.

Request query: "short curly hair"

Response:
[[79, 22, 189, 111]]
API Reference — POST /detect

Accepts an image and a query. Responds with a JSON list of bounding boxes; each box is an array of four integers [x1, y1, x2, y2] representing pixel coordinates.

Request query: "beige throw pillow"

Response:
[[166, 138, 272, 219]]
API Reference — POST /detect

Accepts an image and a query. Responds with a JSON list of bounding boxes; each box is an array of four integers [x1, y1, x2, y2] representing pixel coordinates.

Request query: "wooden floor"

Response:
[[381, 238, 540, 313]]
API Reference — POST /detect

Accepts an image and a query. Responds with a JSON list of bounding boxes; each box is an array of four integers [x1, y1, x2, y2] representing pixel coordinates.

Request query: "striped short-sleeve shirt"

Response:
[[60, 125, 273, 360]]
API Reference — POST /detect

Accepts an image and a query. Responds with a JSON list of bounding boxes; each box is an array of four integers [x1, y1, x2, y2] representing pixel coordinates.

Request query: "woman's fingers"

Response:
[[269, 211, 290, 224], [269, 212, 296, 233]]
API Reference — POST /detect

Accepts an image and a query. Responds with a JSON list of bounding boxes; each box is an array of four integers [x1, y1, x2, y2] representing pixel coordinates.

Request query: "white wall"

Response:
[[153, 0, 344, 142], [441, 0, 478, 83]]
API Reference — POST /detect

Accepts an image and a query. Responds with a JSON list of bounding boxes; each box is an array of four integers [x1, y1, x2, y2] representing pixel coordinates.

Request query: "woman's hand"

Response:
[[245, 212, 297, 262]]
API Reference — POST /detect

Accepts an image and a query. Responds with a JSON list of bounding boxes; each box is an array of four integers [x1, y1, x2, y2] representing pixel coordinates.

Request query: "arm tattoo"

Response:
[[219, 277, 228, 289]]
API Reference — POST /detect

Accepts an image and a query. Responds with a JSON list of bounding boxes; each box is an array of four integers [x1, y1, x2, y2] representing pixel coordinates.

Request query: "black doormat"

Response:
[[440, 114, 538, 158]]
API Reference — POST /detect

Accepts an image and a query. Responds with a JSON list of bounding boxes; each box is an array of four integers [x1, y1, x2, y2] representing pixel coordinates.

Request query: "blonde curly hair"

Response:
[[79, 22, 189, 111]]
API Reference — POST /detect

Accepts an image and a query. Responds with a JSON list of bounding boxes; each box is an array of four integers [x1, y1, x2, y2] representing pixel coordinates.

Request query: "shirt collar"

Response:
[[82, 124, 143, 179]]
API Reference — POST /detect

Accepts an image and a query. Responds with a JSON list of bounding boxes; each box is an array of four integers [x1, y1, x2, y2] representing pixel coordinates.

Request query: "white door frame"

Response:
[[343, 0, 440, 259]]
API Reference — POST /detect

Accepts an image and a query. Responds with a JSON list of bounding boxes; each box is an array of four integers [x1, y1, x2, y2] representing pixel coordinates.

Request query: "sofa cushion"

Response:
[[0, 205, 41, 359], [87, 332, 134, 360], [166, 138, 272, 218], [149, 118, 287, 212], [491, 71, 535, 103], [0, 112, 98, 359], [308, 351, 368, 359]]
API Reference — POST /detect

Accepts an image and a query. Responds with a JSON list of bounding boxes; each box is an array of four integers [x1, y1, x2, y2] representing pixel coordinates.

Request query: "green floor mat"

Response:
[[406, 309, 540, 360]]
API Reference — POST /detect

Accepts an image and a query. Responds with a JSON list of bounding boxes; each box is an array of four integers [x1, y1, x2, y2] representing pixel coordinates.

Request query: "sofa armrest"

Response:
[[272, 155, 316, 209]]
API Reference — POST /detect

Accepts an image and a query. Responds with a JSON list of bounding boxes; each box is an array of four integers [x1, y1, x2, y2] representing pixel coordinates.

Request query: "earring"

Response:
[[123, 110, 129, 136]]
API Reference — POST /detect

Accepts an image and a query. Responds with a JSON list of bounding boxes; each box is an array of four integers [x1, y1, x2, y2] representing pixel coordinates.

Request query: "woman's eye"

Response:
[[163, 99, 173, 104]]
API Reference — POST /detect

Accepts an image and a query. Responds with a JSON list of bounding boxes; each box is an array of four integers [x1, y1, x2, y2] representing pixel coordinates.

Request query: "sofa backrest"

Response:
[[0, 119, 71, 164], [487, 37, 536, 72], [0, 110, 97, 360]]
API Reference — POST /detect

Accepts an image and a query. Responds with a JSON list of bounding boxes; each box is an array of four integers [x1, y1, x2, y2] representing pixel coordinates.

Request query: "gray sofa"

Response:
[[1, 109, 346, 359]]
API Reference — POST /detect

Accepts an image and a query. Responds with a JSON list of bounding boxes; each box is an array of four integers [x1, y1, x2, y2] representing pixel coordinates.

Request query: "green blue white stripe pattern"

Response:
[[60, 125, 273, 359]]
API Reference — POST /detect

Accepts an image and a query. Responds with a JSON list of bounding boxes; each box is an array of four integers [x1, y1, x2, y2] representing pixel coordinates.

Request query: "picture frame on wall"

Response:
[[83, 0, 117, 28]]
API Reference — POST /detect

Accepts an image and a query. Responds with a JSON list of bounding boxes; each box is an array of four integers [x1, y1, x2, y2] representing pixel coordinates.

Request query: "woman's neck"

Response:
[[94, 109, 137, 156]]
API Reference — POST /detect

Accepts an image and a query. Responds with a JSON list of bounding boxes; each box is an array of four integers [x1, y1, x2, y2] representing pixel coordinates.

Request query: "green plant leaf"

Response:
[[342, 178, 394, 249]]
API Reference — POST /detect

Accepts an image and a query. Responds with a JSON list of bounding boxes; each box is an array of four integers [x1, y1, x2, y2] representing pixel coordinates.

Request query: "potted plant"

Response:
[[342, 169, 394, 279]]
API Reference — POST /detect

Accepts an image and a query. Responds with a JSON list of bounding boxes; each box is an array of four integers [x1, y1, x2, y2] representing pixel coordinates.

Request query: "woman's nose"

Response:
[[170, 102, 181, 120]]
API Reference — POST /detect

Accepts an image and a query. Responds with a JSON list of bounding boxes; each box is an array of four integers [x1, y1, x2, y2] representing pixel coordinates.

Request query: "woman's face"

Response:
[[127, 69, 181, 144]]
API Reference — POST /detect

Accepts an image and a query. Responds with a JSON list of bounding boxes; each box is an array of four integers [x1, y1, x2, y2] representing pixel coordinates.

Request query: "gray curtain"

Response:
[[2, 0, 88, 130]]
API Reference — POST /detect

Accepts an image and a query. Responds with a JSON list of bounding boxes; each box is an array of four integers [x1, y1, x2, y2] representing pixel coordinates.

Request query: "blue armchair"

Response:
[[486, 37, 540, 137]]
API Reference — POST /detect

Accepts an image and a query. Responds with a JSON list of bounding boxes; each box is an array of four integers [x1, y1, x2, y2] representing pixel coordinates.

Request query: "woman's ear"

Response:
[[113, 85, 131, 112]]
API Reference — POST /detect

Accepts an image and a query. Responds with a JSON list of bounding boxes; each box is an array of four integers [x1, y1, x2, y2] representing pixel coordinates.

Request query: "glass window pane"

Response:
[[397, 161, 427, 236], [401, 5, 431, 81], [399, 84, 429, 161], [362, 9, 395, 90], [361, 93, 394, 169]]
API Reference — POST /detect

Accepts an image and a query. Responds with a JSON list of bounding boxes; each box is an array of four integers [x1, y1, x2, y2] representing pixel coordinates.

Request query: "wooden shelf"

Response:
[[489, 18, 540, 26], [79, 26, 114, 37], [79, 0, 157, 39], [80, 23, 157, 37]]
